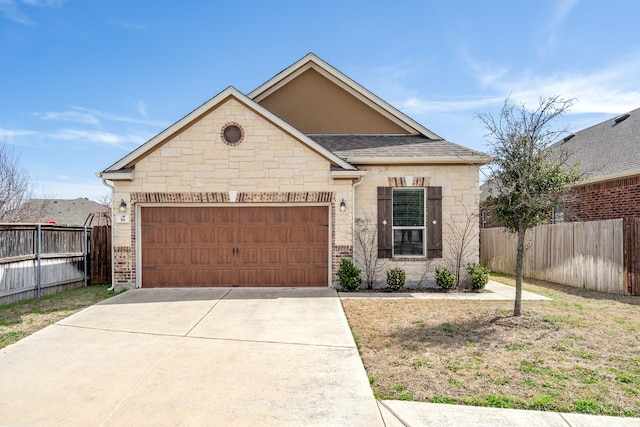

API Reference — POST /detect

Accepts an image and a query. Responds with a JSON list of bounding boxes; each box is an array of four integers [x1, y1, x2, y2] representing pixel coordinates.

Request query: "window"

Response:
[[377, 186, 441, 259], [392, 188, 425, 256]]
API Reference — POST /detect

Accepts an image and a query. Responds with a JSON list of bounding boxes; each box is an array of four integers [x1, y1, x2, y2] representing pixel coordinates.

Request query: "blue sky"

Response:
[[1, 0, 639, 201]]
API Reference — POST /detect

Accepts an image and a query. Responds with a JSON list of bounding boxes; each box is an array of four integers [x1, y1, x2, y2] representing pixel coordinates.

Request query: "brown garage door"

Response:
[[140, 206, 329, 287]]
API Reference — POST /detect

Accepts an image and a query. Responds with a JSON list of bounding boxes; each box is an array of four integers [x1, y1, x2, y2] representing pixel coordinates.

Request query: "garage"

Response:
[[140, 206, 329, 287]]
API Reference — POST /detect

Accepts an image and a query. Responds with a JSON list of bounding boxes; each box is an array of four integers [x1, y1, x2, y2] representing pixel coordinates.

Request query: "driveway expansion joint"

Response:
[[184, 334, 356, 349]]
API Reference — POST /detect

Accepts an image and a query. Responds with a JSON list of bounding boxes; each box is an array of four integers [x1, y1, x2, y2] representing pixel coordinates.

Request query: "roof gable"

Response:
[[249, 53, 442, 139], [100, 87, 356, 175]]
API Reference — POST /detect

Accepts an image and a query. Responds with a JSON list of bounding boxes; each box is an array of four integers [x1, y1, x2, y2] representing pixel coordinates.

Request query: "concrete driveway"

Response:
[[0, 288, 384, 426]]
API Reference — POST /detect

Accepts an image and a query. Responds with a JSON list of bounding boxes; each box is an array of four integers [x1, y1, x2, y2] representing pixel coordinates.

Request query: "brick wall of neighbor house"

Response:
[[111, 98, 354, 289], [354, 164, 481, 287], [564, 175, 640, 222]]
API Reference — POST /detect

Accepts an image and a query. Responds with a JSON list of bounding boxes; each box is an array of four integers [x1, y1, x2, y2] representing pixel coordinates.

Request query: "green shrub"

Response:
[[435, 267, 456, 290], [386, 267, 406, 292], [337, 258, 362, 292], [467, 263, 490, 292]]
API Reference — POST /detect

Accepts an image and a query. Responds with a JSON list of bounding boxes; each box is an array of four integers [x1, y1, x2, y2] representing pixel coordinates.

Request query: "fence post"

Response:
[[36, 224, 42, 298], [83, 226, 89, 287], [624, 218, 639, 295]]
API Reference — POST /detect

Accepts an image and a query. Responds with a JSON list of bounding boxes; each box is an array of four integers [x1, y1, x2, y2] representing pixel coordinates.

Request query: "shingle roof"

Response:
[[480, 107, 640, 201], [23, 198, 109, 226], [551, 107, 640, 181], [307, 134, 489, 163]]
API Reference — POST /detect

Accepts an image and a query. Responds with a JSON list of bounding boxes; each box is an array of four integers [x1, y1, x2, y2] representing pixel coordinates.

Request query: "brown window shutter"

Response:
[[377, 187, 393, 258], [426, 186, 442, 258]]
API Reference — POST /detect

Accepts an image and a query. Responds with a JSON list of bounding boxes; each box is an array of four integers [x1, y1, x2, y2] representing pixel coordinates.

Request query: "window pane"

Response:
[[393, 189, 424, 227], [393, 229, 424, 256]]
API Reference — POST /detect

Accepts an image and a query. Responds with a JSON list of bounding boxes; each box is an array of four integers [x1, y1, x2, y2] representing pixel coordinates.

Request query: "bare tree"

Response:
[[0, 140, 39, 222], [97, 192, 113, 215], [444, 204, 479, 289], [477, 96, 580, 316], [353, 217, 387, 289]]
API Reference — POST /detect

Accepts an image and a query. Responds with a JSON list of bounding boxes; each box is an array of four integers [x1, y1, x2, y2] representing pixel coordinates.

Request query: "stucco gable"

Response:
[[98, 87, 356, 177], [249, 53, 441, 139]]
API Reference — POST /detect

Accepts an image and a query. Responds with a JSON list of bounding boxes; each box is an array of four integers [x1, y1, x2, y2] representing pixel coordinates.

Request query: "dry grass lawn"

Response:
[[0, 285, 116, 349], [342, 274, 640, 417]]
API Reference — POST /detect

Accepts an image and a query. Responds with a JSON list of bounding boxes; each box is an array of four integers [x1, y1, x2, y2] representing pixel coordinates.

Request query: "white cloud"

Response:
[[69, 106, 166, 127], [400, 52, 640, 117], [33, 176, 108, 201], [0, 126, 38, 140], [1, 125, 145, 150], [52, 129, 127, 146], [36, 110, 101, 126], [538, 0, 581, 55], [5, 104, 161, 150], [0, 0, 34, 25], [0, 0, 65, 25], [400, 96, 505, 115], [20, 0, 65, 6], [499, 57, 640, 114], [111, 19, 149, 31], [36, 106, 165, 127], [137, 100, 148, 118], [459, 47, 510, 89]]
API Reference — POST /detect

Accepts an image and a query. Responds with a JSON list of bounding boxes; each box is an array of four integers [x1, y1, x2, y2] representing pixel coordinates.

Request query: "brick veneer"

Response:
[[564, 175, 640, 221], [113, 246, 134, 285], [332, 245, 353, 286]]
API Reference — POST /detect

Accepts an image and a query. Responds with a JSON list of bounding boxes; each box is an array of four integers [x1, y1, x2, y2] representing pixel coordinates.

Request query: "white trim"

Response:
[[96, 170, 134, 180], [135, 202, 333, 288], [577, 169, 640, 186], [248, 53, 442, 140], [101, 86, 357, 174], [330, 170, 367, 179], [391, 188, 427, 258], [347, 156, 492, 165]]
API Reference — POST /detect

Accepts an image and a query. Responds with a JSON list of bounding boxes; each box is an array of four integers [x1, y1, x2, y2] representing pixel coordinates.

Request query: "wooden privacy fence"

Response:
[[89, 225, 111, 285], [480, 218, 639, 295], [0, 224, 112, 304]]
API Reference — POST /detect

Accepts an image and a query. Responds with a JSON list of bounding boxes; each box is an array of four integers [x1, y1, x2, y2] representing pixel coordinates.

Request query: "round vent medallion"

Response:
[[221, 123, 244, 146]]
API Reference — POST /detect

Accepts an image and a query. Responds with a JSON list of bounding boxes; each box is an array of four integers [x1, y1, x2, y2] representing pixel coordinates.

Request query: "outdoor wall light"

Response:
[[119, 199, 127, 213], [340, 199, 346, 212]]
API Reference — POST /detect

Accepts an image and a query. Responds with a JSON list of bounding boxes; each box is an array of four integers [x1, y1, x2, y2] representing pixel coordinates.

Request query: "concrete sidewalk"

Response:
[[378, 400, 640, 426], [339, 280, 552, 300], [0, 287, 383, 426]]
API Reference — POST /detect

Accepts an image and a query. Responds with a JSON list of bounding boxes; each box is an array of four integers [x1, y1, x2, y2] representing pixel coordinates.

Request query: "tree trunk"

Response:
[[514, 228, 526, 316]]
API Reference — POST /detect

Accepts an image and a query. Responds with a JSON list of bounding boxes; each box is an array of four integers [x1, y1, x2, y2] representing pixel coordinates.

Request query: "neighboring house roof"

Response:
[[551, 107, 640, 184], [480, 107, 640, 201], [23, 198, 109, 226], [309, 134, 488, 164]]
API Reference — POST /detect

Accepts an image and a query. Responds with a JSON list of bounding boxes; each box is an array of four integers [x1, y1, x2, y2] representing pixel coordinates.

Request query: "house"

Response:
[[555, 107, 640, 222], [20, 198, 109, 226], [480, 108, 640, 227], [97, 54, 489, 290]]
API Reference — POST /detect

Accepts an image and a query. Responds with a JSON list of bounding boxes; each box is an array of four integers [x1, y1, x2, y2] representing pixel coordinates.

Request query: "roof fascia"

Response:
[[248, 53, 442, 140], [95, 170, 134, 180], [577, 169, 640, 186], [330, 170, 367, 179], [101, 86, 356, 172], [347, 156, 492, 165]]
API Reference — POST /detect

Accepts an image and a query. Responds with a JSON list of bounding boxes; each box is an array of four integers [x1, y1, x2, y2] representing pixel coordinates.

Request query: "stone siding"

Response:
[[354, 164, 481, 287]]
